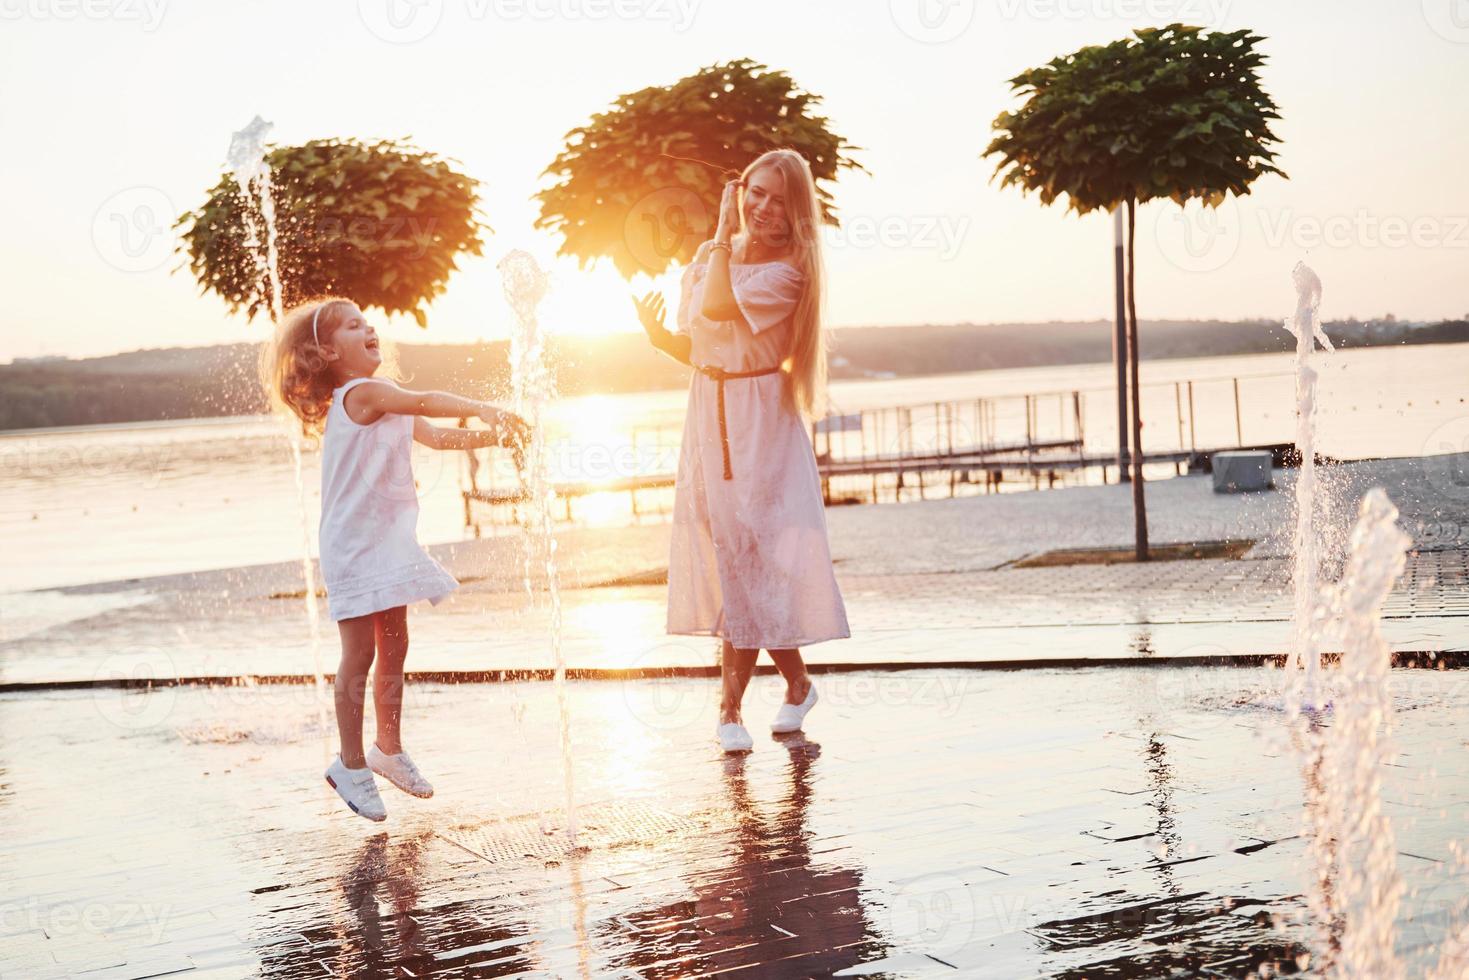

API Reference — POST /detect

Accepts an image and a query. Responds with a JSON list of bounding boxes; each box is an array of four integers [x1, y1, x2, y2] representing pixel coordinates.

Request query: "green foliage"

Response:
[[536, 58, 866, 278], [177, 138, 485, 326], [984, 24, 1285, 213]]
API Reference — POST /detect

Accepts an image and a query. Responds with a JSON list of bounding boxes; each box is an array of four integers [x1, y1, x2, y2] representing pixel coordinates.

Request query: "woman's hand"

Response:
[[635, 291, 692, 365], [633, 291, 666, 339], [713, 179, 742, 246]]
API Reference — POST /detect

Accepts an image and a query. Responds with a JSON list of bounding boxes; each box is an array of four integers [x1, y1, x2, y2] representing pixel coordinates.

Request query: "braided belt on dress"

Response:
[[694, 363, 781, 480]]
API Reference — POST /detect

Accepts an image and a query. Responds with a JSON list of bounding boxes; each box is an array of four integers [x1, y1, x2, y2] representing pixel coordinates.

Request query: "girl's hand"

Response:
[[477, 405, 531, 451], [713, 179, 742, 246], [633, 292, 666, 339]]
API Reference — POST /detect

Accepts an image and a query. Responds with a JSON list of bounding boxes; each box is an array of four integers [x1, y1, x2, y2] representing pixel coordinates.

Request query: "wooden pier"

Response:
[[461, 372, 1287, 532]]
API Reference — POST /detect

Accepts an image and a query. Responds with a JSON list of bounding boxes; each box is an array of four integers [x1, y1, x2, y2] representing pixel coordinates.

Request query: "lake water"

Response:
[[3, 343, 1465, 593]]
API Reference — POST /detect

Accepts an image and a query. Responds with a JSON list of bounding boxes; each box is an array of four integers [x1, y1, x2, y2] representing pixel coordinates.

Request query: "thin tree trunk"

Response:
[[1125, 198, 1149, 561]]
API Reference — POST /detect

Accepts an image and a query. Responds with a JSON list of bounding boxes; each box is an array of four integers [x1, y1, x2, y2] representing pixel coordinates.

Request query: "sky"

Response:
[[1, 0, 1467, 362]]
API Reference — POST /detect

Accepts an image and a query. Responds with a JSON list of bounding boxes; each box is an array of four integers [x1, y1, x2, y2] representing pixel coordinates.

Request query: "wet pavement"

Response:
[[4, 547, 1466, 687], [3, 667, 1467, 978], [5, 459, 1469, 686], [5, 456, 1469, 977]]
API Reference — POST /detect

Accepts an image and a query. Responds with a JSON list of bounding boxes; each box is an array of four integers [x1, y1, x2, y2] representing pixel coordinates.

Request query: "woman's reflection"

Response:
[[610, 734, 884, 978]]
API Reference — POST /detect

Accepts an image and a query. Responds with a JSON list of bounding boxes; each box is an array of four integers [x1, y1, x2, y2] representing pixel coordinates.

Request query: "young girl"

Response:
[[267, 298, 528, 821], [634, 149, 850, 753]]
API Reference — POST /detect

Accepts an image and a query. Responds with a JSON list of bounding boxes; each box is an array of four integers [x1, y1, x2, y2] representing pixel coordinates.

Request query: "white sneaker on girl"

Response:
[[771, 682, 818, 734], [367, 744, 434, 799], [325, 755, 387, 822], [717, 722, 754, 753]]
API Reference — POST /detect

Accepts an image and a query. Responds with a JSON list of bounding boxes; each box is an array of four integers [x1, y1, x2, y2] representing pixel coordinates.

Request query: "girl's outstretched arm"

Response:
[[344, 380, 486, 423], [348, 381, 529, 449], [412, 416, 526, 451]]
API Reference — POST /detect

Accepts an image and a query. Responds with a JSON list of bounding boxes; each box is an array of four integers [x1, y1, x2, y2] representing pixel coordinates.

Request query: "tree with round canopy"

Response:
[[535, 58, 865, 280], [177, 137, 485, 327], [984, 24, 1286, 560]]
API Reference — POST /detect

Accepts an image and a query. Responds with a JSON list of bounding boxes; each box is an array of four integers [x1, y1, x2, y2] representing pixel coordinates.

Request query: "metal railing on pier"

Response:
[[460, 369, 1293, 532]]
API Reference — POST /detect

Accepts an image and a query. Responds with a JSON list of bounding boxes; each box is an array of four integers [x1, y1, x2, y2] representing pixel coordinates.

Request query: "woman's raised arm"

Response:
[[699, 182, 742, 321]]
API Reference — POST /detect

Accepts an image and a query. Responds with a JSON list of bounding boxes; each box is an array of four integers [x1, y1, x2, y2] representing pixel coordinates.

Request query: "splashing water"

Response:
[[499, 249, 577, 839], [228, 116, 327, 716], [1284, 261, 1334, 707], [1293, 488, 1408, 978], [227, 116, 284, 323]]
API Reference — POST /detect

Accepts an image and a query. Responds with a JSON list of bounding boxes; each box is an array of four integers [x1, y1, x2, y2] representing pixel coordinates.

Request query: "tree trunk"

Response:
[[1125, 198, 1149, 561], [1113, 208, 1130, 483]]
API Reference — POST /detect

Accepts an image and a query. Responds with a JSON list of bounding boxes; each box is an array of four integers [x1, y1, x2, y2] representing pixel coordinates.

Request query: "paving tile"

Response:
[[4, 468, 1469, 980]]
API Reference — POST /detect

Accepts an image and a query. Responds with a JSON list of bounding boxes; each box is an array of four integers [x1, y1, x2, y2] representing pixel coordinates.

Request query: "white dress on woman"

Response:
[[666, 256, 850, 650], [318, 377, 459, 621]]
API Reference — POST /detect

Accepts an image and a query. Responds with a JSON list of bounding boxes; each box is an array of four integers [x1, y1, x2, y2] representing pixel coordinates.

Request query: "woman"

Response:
[[635, 148, 850, 753]]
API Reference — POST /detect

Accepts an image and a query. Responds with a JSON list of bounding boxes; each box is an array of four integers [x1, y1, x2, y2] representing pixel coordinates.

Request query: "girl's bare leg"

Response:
[[768, 648, 812, 705], [720, 639, 759, 725], [335, 615, 377, 768], [372, 606, 410, 755]]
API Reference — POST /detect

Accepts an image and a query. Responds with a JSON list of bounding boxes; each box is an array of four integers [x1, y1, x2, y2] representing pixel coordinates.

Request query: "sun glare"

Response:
[[540, 261, 682, 339]]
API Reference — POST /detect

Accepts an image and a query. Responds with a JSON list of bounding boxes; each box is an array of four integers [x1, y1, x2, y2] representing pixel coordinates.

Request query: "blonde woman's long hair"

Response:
[[739, 149, 828, 420]]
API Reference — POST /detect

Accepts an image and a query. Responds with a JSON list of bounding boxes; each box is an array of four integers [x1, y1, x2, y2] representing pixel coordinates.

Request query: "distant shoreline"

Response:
[[2, 318, 1464, 432]]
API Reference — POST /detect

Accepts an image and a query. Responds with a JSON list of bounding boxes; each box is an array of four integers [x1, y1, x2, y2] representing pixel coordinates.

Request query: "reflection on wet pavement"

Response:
[[2, 667, 1465, 977], [5, 543, 1466, 686]]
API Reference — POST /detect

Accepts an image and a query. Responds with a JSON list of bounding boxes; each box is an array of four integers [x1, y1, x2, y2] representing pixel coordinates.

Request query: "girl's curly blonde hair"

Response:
[[261, 297, 357, 434]]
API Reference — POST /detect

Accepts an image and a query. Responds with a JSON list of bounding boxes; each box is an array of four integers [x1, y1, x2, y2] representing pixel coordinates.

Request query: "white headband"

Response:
[[311, 303, 324, 347]]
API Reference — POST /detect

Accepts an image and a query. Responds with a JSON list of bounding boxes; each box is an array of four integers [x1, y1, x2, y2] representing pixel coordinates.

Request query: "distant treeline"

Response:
[[3, 318, 1466, 431]]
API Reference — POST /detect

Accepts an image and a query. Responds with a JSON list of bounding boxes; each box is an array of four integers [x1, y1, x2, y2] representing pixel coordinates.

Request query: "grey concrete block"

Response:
[[1212, 450, 1274, 492]]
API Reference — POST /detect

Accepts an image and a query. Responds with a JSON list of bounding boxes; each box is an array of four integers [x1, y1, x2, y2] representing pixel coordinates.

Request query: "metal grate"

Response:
[[437, 800, 704, 865], [1385, 547, 1469, 618]]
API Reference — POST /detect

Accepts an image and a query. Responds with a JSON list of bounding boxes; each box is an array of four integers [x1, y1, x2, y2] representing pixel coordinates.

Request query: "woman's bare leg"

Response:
[[371, 606, 409, 755], [720, 639, 759, 725], [335, 615, 377, 768], [768, 648, 812, 705]]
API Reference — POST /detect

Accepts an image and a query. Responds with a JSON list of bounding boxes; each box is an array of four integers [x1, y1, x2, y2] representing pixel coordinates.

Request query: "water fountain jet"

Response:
[[1284, 261, 1334, 709], [228, 115, 327, 718], [499, 249, 577, 840], [1295, 488, 1408, 978]]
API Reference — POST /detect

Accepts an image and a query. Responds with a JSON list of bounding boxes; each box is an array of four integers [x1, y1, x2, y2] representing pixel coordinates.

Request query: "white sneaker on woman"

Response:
[[717, 722, 754, 753], [366, 744, 435, 799], [771, 682, 818, 734], [325, 755, 387, 822]]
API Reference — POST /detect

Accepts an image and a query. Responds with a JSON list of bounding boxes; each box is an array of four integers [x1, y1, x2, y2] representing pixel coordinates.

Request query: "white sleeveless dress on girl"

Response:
[[666, 256, 850, 649], [318, 378, 459, 621]]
